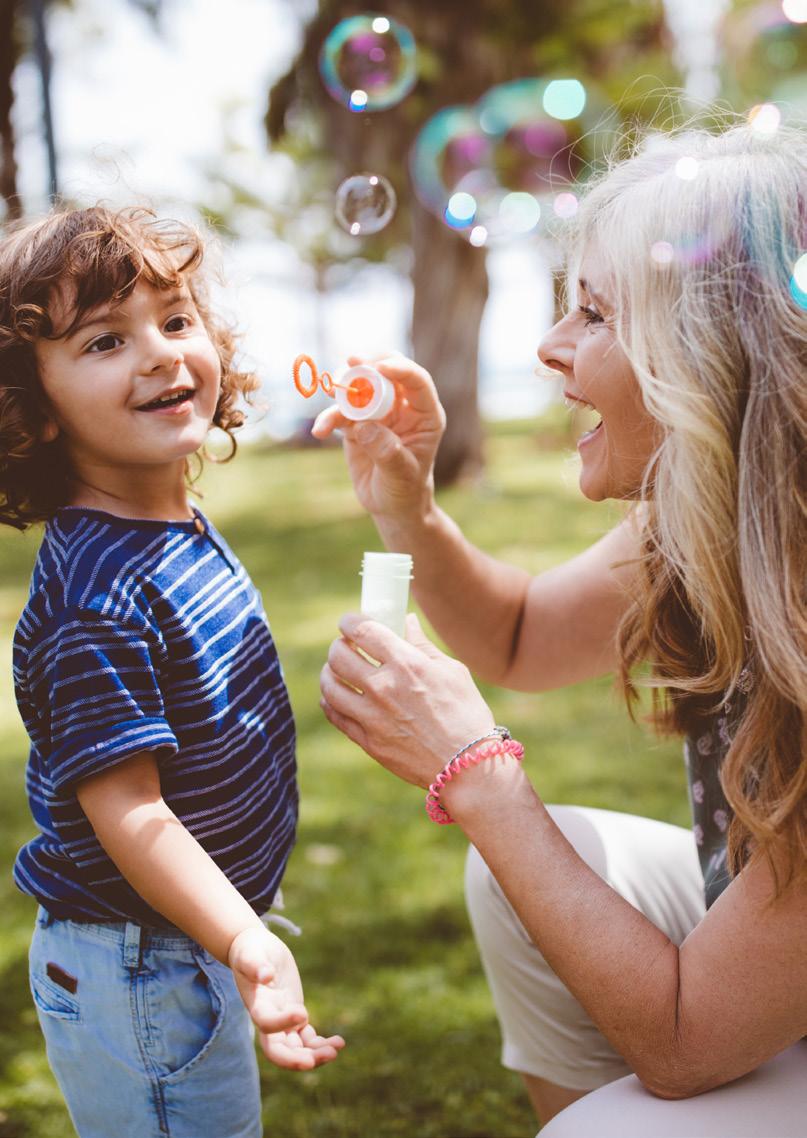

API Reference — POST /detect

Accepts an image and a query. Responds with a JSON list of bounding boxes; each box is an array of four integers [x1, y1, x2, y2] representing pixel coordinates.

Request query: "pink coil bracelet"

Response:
[[425, 726, 525, 824]]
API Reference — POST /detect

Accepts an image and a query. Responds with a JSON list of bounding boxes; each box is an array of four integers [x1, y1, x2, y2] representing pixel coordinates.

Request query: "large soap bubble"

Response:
[[721, 1, 807, 82], [334, 172, 397, 235], [410, 78, 599, 246], [320, 13, 417, 113]]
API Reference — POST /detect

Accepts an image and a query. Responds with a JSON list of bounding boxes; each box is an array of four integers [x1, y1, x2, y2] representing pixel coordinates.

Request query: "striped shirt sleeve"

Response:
[[30, 608, 178, 790]]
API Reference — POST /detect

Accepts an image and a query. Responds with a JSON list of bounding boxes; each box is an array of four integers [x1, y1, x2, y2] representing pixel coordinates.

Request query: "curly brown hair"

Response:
[[0, 205, 261, 530]]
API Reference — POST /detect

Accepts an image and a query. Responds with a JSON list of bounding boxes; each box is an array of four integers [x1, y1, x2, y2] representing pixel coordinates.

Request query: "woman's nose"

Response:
[[537, 316, 574, 377]]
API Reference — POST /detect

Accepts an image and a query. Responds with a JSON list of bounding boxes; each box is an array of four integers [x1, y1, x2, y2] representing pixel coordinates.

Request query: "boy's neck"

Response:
[[67, 465, 195, 522]]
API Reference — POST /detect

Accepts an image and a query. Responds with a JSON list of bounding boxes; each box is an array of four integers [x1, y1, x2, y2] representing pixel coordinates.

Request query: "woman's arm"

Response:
[[320, 617, 807, 1096], [313, 355, 642, 690], [77, 752, 344, 1070], [444, 761, 807, 1098]]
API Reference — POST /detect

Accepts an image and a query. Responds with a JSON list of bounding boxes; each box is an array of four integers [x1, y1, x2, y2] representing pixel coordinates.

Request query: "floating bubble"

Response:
[[409, 76, 612, 246], [334, 173, 397, 236], [720, 2, 807, 79], [319, 13, 417, 113], [674, 156, 699, 180]]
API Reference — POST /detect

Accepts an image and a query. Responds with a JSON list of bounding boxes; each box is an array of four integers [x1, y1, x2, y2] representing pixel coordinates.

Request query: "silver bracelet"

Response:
[[449, 725, 512, 766]]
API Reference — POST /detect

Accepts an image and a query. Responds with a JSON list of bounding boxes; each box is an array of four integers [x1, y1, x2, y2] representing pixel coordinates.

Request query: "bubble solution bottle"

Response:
[[333, 365, 395, 421], [359, 552, 413, 637]]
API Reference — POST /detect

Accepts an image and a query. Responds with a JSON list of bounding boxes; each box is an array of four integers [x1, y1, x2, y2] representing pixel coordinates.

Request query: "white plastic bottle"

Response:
[[359, 552, 413, 637], [332, 364, 395, 422]]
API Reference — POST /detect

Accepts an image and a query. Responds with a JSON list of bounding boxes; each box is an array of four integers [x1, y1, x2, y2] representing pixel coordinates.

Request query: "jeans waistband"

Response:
[[37, 906, 202, 958]]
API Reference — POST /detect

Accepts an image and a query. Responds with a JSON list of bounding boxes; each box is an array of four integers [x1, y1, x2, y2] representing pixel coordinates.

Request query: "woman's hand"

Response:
[[228, 926, 345, 1070], [320, 611, 496, 788], [311, 354, 446, 523]]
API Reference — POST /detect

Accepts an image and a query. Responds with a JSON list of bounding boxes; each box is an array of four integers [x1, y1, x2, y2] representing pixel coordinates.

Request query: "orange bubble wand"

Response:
[[292, 354, 378, 411]]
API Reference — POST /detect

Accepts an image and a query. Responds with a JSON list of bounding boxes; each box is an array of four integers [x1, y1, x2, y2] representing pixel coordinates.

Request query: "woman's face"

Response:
[[537, 248, 661, 501]]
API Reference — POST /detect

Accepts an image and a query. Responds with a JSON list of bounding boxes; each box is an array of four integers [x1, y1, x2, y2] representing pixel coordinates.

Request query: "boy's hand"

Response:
[[228, 925, 345, 1070]]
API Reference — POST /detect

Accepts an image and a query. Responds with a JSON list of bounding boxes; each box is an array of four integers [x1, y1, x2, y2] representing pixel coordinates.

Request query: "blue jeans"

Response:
[[29, 908, 262, 1138]]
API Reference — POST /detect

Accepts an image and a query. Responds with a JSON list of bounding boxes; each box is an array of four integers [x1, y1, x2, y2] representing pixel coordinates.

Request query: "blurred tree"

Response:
[[0, 0, 23, 219], [267, 0, 678, 485]]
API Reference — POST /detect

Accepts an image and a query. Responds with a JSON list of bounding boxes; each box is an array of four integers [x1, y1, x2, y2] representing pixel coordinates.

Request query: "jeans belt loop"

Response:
[[122, 921, 143, 971]]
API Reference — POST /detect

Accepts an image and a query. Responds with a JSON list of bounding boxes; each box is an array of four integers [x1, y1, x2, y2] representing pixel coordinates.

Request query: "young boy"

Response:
[[2, 205, 343, 1138]]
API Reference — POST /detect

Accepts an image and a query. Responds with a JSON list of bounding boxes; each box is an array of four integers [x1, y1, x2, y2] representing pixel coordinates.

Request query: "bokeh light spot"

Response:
[[542, 79, 587, 121], [335, 172, 397, 236], [553, 192, 579, 219], [445, 191, 477, 227], [789, 274, 807, 309], [469, 226, 488, 247], [499, 192, 541, 234], [748, 103, 782, 133], [320, 14, 417, 112], [675, 156, 699, 180], [651, 241, 675, 266], [793, 253, 807, 291], [782, 0, 807, 24]]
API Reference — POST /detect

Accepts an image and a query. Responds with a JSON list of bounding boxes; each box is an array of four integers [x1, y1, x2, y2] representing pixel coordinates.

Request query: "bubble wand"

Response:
[[292, 354, 395, 421]]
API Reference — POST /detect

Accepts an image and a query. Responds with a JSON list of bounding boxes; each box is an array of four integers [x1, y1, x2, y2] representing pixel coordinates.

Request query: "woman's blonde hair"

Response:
[[570, 117, 807, 891], [0, 205, 260, 529]]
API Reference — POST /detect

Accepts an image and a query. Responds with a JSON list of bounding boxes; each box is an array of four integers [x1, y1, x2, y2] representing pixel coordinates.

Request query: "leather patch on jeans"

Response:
[[46, 962, 78, 994]]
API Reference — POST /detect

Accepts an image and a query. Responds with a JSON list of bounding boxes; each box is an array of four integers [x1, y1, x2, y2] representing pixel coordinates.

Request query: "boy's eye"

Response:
[[87, 334, 121, 353], [165, 314, 192, 333]]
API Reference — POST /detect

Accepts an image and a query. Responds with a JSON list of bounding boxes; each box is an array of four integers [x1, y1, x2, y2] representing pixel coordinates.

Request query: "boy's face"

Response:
[[35, 278, 222, 483]]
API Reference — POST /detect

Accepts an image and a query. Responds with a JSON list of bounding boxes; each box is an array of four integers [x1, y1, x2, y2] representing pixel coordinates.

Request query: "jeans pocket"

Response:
[[30, 969, 81, 1022], [145, 948, 228, 1084]]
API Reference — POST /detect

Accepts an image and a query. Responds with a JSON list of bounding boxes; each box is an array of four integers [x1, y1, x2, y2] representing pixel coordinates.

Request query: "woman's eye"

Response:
[[87, 334, 121, 353], [578, 305, 604, 327], [165, 314, 192, 333]]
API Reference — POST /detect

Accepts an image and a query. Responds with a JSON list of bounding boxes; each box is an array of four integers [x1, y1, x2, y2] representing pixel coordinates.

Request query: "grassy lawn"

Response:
[[0, 419, 690, 1138]]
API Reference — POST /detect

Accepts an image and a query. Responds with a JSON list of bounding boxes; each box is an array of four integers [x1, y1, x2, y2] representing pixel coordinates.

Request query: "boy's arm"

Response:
[[76, 750, 344, 1070]]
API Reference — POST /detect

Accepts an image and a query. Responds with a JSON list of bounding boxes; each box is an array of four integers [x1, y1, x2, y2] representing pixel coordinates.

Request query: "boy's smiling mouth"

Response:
[[136, 386, 195, 412]]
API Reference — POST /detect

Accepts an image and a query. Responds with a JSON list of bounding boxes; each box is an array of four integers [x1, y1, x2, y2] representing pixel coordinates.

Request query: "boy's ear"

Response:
[[40, 418, 59, 443]]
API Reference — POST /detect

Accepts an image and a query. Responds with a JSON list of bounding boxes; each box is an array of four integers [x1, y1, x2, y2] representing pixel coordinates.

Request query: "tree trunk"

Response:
[[0, 0, 21, 220], [410, 200, 489, 487]]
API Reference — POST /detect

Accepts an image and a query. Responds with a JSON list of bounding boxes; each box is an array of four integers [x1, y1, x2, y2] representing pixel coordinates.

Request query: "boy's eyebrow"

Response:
[[65, 288, 192, 340]]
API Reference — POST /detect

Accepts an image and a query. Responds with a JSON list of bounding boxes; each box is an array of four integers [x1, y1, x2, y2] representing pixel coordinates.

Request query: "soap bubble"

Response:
[[319, 14, 417, 113], [334, 172, 397, 236], [721, 2, 807, 80], [410, 77, 600, 245]]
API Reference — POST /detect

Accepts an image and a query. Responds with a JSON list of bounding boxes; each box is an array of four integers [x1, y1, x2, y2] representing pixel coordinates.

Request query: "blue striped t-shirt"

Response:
[[13, 507, 298, 926]]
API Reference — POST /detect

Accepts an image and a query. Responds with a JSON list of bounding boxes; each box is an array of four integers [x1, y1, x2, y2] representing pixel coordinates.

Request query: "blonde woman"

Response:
[[315, 119, 807, 1135]]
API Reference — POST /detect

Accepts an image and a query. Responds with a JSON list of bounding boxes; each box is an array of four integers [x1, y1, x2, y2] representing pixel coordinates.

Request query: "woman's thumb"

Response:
[[351, 422, 411, 473], [404, 612, 444, 657]]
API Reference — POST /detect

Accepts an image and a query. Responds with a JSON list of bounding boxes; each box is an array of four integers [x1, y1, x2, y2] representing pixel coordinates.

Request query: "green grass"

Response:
[[0, 419, 689, 1138]]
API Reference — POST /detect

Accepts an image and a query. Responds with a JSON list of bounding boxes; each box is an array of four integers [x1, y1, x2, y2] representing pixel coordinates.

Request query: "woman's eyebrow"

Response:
[[578, 278, 610, 308]]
